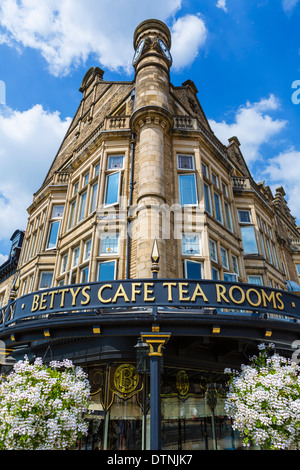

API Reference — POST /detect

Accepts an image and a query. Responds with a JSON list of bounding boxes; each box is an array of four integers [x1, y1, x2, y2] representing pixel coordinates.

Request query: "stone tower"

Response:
[[130, 19, 174, 278]]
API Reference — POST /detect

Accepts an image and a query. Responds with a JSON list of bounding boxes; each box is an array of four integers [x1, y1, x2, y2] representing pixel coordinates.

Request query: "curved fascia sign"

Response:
[[6, 279, 300, 323]]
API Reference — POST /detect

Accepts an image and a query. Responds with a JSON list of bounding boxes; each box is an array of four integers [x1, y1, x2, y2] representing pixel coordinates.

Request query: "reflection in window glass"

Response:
[[248, 275, 263, 286], [47, 221, 60, 249], [78, 191, 87, 221], [39, 272, 53, 289], [214, 193, 222, 222], [241, 226, 258, 254], [105, 172, 120, 206], [61, 254, 68, 273], [81, 267, 89, 283], [90, 183, 98, 213], [98, 261, 116, 281], [73, 247, 80, 267], [68, 201, 76, 229], [221, 247, 228, 268], [204, 184, 212, 214], [224, 202, 232, 230], [184, 260, 202, 279], [179, 174, 197, 205], [209, 239, 217, 262], [84, 239, 92, 260]]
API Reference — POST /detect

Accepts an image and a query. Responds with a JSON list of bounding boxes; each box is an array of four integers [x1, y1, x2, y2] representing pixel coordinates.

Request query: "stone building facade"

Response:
[[15, 21, 300, 296], [1, 19, 300, 451]]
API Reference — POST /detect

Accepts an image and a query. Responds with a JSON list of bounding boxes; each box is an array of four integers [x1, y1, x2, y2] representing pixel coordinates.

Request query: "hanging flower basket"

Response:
[[0, 356, 91, 450]]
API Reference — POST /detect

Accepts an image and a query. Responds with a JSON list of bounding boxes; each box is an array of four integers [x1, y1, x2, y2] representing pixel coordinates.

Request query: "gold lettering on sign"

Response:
[[98, 284, 112, 303], [112, 284, 129, 303], [31, 294, 40, 312], [190, 283, 208, 302], [81, 286, 91, 305], [131, 282, 142, 302], [162, 282, 177, 301], [59, 288, 69, 307], [179, 282, 190, 301], [216, 284, 230, 303], [276, 292, 284, 310], [144, 283, 155, 301], [39, 292, 48, 310], [246, 288, 261, 307], [261, 290, 277, 309], [229, 286, 245, 305], [70, 287, 81, 306]]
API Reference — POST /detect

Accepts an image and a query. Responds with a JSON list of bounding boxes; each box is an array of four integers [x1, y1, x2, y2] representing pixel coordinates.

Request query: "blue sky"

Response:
[[0, 0, 299, 261]]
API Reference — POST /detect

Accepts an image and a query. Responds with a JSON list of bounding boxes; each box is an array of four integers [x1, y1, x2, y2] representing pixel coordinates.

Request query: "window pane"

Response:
[[83, 172, 89, 186], [40, 272, 53, 289], [105, 172, 120, 205], [225, 202, 232, 230], [100, 234, 119, 254], [221, 247, 228, 268], [204, 184, 211, 213], [73, 247, 80, 267], [182, 234, 200, 255], [178, 155, 194, 170], [61, 254, 68, 273], [108, 156, 123, 169], [84, 239, 92, 260], [47, 221, 60, 249], [52, 205, 64, 218], [241, 226, 258, 253], [90, 183, 98, 213], [238, 210, 251, 223], [68, 201, 76, 229], [78, 192, 87, 221], [214, 193, 222, 222], [224, 273, 238, 282], [185, 260, 202, 279], [81, 267, 89, 283], [98, 261, 116, 281], [248, 276, 263, 286], [179, 174, 197, 205], [94, 163, 100, 177], [232, 255, 239, 275], [209, 240, 217, 261], [212, 268, 219, 280]]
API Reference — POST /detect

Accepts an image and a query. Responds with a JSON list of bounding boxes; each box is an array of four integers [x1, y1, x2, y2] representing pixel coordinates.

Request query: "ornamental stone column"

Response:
[[130, 19, 173, 279]]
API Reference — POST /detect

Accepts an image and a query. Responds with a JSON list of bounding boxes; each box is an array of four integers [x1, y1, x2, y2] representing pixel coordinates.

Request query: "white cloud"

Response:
[[0, 104, 71, 243], [0, 253, 8, 265], [216, 0, 228, 12], [170, 14, 207, 70], [282, 0, 300, 13], [0, 0, 186, 76], [263, 148, 300, 220], [209, 94, 287, 163]]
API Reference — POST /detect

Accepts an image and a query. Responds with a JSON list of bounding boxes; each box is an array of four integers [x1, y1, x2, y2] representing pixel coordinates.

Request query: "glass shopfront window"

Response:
[[77, 363, 252, 451]]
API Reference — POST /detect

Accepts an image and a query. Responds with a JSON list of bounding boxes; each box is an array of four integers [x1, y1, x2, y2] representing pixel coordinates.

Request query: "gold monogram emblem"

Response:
[[114, 364, 139, 398], [176, 370, 189, 396]]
